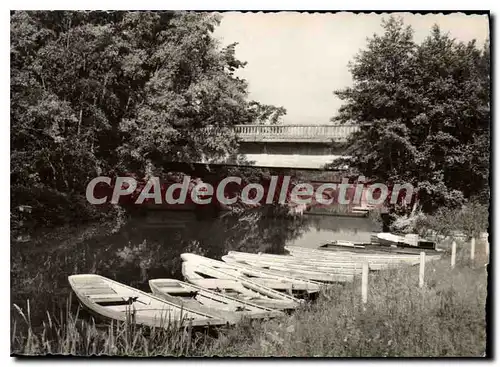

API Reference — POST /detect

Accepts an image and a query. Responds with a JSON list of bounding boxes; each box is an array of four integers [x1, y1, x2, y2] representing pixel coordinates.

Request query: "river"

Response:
[[11, 209, 380, 327]]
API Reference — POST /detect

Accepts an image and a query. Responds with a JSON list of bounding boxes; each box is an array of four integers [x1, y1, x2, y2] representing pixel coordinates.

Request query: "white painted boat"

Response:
[[68, 274, 225, 328], [223, 255, 327, 283], [320, 242, 436, 255], [269, 248, 427, 261], [285, 246, 441, 262], [148, 278, 283, 322], [236, 257, 366, 274], [219, 255, 324, 293], [377, 232, 407, 245], [323, 240, 366, 249], [228, 258, 356, 283], [181, 255, 302, 310], [287, 254, 436, 266], [182, 253, 321, 295], [285, 246, 419, 258], [227, 250, 425, 267], [225, 253, 367, 273]]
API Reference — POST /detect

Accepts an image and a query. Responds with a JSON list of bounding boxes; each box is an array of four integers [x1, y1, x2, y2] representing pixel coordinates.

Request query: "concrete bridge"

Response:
[[234, 124, 360, 169], [234, 124, 359, 144]]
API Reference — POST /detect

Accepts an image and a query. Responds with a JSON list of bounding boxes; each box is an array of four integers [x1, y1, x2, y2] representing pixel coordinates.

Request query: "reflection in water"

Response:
[[291, 215, 381, 248], [11, 209, 379, 326]]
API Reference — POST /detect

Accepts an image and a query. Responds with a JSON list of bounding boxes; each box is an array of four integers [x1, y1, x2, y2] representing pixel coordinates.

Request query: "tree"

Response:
[[331, 17, 490, 213], [245, 101, 287, 125], [10, 11, 263, 227]]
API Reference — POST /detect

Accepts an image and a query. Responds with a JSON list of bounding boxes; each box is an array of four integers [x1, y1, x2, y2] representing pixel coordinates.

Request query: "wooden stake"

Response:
[[361, 262, 369, 304], [470, 237, 475, 261], [451, 241, 457, 268], [419, 252, 425, 288], [485, 236, 490, 262]]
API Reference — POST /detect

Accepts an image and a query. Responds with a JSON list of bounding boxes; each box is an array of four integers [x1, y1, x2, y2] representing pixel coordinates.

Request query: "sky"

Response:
[[213, 12, 490, 125]]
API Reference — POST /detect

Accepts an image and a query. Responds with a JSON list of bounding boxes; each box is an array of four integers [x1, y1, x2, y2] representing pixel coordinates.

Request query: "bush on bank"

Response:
[[389, 201, 489, 240]]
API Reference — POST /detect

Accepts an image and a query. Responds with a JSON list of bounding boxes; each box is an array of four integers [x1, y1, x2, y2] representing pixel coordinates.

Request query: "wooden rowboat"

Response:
[[225, 255, 366, 274], [149, 278, 283, 322], [182, 253, 322, 295], [219, 255, 324, 294], [284, 246, 441, 262], [239, 248, 431, 261], [229, 258, 356, 283], [68, 274, 225, 328], [181, 254, 302, 310], [227, 250, 424, 267], [320, 242, 433, 255], [224, 252, 367, 272]]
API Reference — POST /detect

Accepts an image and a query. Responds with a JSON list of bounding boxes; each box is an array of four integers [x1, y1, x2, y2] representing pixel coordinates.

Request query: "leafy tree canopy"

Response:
[[11, 11, 286, 226], [245, 101, 287, 125], [331, 17, 490, 213]]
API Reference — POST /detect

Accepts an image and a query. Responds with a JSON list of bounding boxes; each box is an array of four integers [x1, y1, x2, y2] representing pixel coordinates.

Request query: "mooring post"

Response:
[[419, 251, 425, 288], [451, 241, 457, 268], [361, 262, 369, 304], [470, 237, 475, 261], [485, 234, 490, 262]]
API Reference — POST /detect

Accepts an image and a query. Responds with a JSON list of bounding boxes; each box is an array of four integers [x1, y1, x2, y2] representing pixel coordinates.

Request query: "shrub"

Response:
[[389, 201, 489, 239]]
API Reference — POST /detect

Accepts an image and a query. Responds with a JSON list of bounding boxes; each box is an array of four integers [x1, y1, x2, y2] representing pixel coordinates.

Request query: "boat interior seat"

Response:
[[82, 288, 119, 295], [88, 293, 151, 307], [193, 279, 240, 289], [71, 276, 107, 283], [93, 298, 137, 306], [160, 288, 199, 298], [75, 284, 111, 289], [150, 280, 200, 298]]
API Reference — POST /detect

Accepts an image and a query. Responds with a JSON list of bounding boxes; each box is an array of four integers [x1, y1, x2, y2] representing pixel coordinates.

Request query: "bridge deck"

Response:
[[239, 154, 346, 169], [234, 124, 360, 143]]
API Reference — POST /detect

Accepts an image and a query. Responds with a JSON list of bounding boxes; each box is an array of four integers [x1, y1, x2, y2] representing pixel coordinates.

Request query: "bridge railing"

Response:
[[234, 124, 361, 143]]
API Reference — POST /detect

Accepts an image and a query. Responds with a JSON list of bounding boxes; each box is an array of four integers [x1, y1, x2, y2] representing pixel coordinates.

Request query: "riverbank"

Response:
[[12, 240, 488, 357]]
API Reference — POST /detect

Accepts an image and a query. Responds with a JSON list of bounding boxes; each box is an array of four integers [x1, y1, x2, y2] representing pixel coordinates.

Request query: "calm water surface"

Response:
[[11, 209, 379, 326]]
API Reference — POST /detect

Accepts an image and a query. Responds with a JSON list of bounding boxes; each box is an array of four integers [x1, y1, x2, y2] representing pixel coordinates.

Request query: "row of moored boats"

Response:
[[69, 242, 442, 328]]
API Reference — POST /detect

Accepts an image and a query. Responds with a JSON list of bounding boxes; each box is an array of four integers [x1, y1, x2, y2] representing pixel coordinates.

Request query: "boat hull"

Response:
[[181, 254, 302, 310], [68, 274, 226, 328], [149, 278, 284, 322]]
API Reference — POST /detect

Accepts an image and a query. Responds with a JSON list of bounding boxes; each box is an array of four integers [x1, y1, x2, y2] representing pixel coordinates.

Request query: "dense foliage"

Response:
[[331, 17, 490, 213], [391, 201, 490, 239], [245, 101, 287, 125], [11, 11, 285, 228]]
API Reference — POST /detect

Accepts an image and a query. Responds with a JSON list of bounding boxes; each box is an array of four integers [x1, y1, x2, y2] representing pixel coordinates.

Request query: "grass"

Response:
[[11, 239, 488, 357], [11, 298, 217, 356], [212, 261, 487, 357]]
